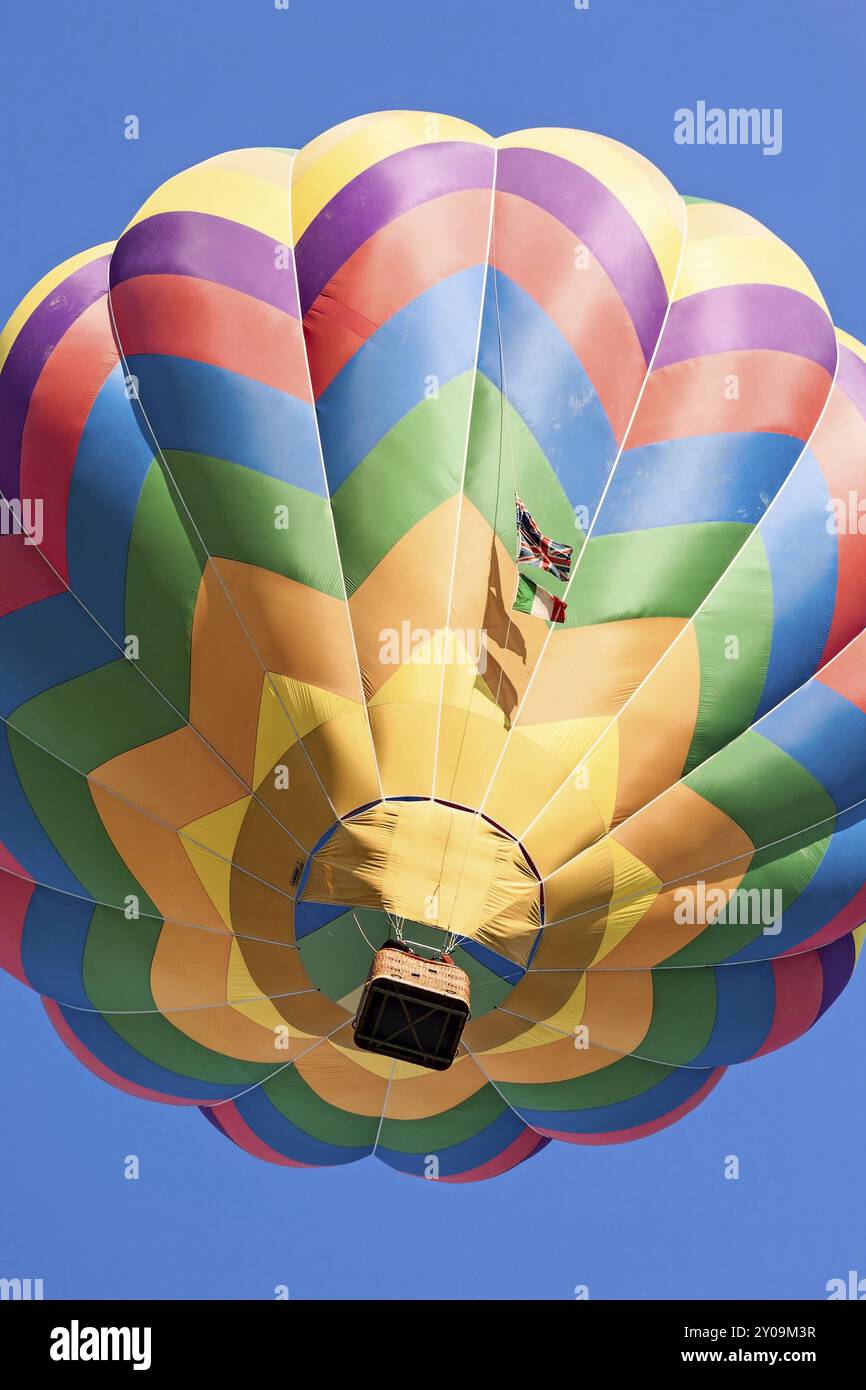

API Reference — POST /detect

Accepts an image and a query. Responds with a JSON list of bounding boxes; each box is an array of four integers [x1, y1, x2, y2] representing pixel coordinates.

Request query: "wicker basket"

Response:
[[353, 944, 471, 1070]]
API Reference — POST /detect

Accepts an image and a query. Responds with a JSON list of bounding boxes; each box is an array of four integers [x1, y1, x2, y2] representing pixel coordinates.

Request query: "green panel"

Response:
[[9, 659, 183, 914], [464, 373, 582, 563], [685, 729, 834, 849], [379, 1079, 506, 1153], [685, 531, 774, 773], [7, 726, 158, 913], [565, 522, 751, 628], [639, 967, 717, 1064], [265, 1064, 379, 1146], [667, 833, 830, 966], [458, 954, 519, 1013], [11, 659, 181, 773], [672, 730, 834, 963], [125, 462, 205, 716], [99, 1010, 269, 1085], [298, 908, 381, 1002], [83, 904, 161, 1012], [164, 451, 342, 598], [299, 909, 516, 1015], [333, 374, 474, 593], [503, 1052, 676, 1110]]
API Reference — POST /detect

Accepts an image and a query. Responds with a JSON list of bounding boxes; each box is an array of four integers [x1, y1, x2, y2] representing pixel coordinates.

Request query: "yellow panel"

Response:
[[251, 704, 380, 824], [183, 796, 249, 859], [180, 796, 249, 928], [542, 837, 616, 940], [838, 328, 866, 366], [291, 110, 494, 239], [545, 835, 656, 963], [477, 970, 654, 1082], [521, 720, 620, 878], [294, 1035, 489, 1121], [383, 1054, 488, 1117], [326, 1036, 401, 1082], [0, 243, 114, 370], [226, 938, 295, 1030], [198, 148, 295, 187], [302, 799, 539, 963], [685, 200, 770, 242], [593, 839, 662, 962], [516, 713, 609, 768], [368, 702, 438, 799], [482, 725, 609, 853], [482, 1032, 622, 1084], [369, 628, 501, 721], [253, 675, 363, 787], [149, 923, 295, 1062], [124, 166, 291, 242], [498, 127, 684, 288], [486, 976, 587, 1055], [435, 707, 508, 812], [675, 231, 828, 308], [300, 709, 382, 818]]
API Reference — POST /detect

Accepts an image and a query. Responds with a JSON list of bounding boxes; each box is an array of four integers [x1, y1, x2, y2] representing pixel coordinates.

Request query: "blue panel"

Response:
[[377, 1102, 529, 1178], [517, 1060, 718, 1134], [595, 432, 800, 535], [20, 886, 93, 1007], [757, 678, 866, 810], [319, 267, 486, 492], [690, 961, 774, 1065], [124, 354, 324, 494], [757, 450, 837, 715], [461, 935, 527, 983], [730, 805, 866, 961], [55, 1003, 245, 1101], [294, 900, 346, 941], [234, 1086, 371, 1164], [0, 592, 116, 715], [479, 271, 617, 513], [67, 364, 154, 643], [0, 728, 87, 893]]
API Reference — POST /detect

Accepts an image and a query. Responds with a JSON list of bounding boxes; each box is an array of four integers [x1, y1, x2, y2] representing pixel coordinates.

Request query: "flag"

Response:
[[513, 574, 567, 624], [516, 496, 573, 582]]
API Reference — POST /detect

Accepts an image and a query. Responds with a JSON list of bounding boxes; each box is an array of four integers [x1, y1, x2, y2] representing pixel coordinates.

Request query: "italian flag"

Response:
[[513, 574, 567, 624]]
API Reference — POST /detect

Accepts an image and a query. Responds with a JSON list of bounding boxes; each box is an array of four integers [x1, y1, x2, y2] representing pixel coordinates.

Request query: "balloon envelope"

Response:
[[1, 115, 864, 1180]]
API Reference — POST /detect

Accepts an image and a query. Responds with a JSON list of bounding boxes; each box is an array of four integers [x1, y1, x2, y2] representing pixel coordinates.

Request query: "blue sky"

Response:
[[0, 0, 864, 1299]]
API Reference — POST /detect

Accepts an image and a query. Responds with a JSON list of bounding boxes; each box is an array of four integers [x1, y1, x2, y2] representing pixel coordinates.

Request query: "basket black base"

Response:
[[353, 978, 470, 1070]]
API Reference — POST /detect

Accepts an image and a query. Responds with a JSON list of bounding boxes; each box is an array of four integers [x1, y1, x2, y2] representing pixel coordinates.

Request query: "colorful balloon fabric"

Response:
[[2, 113, 865, 1182]]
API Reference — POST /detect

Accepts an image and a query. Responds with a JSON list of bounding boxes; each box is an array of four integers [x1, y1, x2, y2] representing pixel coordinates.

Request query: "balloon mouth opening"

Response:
[[294, 797, 544, 1018]]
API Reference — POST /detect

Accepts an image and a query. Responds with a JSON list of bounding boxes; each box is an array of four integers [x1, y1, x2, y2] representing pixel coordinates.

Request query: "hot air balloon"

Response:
[[1, 113, 864, 1181]]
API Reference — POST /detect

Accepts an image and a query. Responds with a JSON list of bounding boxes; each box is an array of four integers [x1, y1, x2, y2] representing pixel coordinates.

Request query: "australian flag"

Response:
[[515, 496, 573, 583]]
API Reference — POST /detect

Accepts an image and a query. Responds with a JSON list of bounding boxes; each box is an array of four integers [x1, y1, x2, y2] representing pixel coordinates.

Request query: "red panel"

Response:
[[753, 951, 823, 1057], [110, 274, 311, 401], [19, 297, 118, 582], [304, 189, 492, 398], [0, 843, 36, 984]]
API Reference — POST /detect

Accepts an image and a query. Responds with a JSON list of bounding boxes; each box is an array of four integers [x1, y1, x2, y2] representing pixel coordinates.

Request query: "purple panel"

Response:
[[110, 212, 299, 317]]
